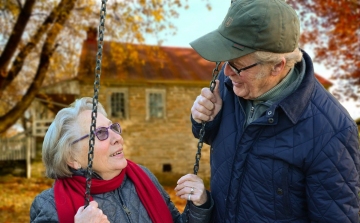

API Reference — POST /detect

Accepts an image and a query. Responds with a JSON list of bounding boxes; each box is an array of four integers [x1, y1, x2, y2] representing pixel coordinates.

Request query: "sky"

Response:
[[145, 1, 360, 120]]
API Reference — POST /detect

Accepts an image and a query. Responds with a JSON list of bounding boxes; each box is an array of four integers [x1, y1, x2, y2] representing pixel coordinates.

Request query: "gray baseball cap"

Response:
[[190, 0, 300, 62]]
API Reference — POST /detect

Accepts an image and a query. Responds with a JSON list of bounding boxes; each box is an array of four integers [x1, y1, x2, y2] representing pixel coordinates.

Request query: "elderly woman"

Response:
[[30, 97, 213, 223]]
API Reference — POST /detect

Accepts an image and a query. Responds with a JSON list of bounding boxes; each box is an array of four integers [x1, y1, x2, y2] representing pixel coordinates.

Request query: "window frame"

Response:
[[145, 89, 166, 120], [106, 88, 129, 120]]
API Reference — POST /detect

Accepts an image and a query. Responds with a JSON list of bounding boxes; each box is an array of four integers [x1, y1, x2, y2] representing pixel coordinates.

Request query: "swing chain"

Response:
[[193, 61, 221, 175], [185, 62, 221, 223], [85, 0, 107, 208]]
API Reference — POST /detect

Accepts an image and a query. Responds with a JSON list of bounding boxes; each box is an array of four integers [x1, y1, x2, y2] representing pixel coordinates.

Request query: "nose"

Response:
[[109, 130, 123, 145], [224, 62, 236, 77]]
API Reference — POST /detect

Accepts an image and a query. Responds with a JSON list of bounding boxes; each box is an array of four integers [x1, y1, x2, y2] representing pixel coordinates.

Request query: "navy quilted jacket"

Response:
[[191, 51, 360, 222]]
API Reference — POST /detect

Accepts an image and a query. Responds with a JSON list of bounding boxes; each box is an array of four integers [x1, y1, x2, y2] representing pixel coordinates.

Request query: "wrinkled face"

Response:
[[75, 110, 127, 180], [224, 54, 274, 100]]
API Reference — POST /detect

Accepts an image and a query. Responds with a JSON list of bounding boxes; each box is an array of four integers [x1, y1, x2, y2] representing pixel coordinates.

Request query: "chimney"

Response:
[[86, 27, 98, 44]]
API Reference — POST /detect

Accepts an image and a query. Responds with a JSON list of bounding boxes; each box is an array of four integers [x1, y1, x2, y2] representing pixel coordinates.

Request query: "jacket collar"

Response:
[[279, 50, 316, 124]]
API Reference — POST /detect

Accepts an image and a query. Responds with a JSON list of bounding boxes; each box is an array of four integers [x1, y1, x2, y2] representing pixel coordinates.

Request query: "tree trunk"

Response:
[[0, 0, 76, 134], [0, 0, 36, 78], [0, 0, 75, 96]]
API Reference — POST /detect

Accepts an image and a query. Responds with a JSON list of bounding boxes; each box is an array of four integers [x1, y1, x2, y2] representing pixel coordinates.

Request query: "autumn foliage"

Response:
[[0, 0, 189, 134], [0, 0, 358, 134], [287, 0, 360, 101]]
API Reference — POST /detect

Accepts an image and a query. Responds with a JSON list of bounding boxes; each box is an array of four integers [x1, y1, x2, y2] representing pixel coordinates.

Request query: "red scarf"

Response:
[[54, 160, 173, 223]]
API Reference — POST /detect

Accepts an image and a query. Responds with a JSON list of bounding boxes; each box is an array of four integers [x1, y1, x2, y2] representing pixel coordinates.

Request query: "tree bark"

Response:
[[0, 0, 36, 78], [0, 0, 76, 96], [0, 0, 76, 134]]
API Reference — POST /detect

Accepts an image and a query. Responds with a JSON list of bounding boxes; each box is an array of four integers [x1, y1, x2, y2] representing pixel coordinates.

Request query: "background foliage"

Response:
[[287, 0, 360, 101], [0, 0, 359, 134]]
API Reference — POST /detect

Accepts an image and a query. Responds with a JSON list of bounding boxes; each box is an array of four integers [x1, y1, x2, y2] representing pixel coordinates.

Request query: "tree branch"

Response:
[[0, 0, 76, 133], [0, 0, 36, 77], [0, 0, 75, 93], [16, 0, 23, 8]]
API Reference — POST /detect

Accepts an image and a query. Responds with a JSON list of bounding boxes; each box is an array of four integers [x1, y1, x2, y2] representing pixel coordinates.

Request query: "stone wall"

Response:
[[79, 83, 211, 186]]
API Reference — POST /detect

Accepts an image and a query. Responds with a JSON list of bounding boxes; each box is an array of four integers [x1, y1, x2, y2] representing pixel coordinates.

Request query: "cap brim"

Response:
[[189, 30, 256, 62]]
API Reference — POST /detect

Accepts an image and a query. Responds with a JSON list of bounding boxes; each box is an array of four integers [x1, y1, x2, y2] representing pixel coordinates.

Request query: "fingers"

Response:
[[174, 174, 208, 206], [191, 80, 222, 123], [76, 201, 99, 214], [191, 101, 212, 123], [89, 200, 99, 208], [175, 174, 201, 194], [176, 173, 200, 184], [75, 201, 109, 223]]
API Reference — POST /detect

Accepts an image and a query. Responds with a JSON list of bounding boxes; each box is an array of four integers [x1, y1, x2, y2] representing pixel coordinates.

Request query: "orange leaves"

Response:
[[0, 162, 54, 222], [287, 0, 360, 100], [164, 186, 187, 212]]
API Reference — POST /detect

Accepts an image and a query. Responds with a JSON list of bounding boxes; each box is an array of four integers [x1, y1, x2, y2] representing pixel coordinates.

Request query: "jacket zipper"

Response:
[[250, 106, 255, 118], [122, 204, 131, 216], [117, 191, 132, 223], [237, 97, 247, 130]]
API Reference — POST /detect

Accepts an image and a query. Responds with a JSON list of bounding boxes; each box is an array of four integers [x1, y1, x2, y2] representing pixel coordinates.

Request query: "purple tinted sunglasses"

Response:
[[71, 123, 122, 145]]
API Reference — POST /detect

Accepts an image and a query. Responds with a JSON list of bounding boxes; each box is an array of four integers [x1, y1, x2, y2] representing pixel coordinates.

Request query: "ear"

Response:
[[67, 160, 82, 170], [271, 57, 286, 76]]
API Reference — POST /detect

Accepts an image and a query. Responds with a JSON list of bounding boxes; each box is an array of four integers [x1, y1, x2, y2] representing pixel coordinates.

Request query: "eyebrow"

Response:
[[231, 60, 246, 67]]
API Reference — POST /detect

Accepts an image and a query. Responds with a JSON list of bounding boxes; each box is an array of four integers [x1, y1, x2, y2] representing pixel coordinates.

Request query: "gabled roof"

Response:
[[78, 30, 332, 88], [78, 36, 217, 85]]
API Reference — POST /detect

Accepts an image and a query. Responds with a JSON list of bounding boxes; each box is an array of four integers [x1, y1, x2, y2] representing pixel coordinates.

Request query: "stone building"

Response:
[[31, 30, 333, 185], [34, 31, 219, 185]]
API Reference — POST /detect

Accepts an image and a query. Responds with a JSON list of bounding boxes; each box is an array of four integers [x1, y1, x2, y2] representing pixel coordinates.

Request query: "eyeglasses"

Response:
[[71, 123, 122, 145], [226, 61, 259, 76]]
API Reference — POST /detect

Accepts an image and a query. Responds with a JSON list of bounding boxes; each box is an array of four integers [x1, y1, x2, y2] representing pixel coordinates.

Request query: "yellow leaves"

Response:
[[129, 50, 139, 61], [133, 15, 143, 22], [151, 0, 163, 6], [139, 0, 146, 6], [152, 8, 164, 22], [1, 0, 21, 16], [0, 162, 54, 222], [135, 32, 145, 43]]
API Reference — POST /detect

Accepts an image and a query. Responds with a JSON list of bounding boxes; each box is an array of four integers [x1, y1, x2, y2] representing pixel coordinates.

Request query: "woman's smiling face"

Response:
[[75, 110, 127, 180]]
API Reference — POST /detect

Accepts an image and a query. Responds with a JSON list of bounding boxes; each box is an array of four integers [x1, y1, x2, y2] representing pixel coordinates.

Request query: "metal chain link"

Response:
[[85, 0, 107, 208], [193, 61, 221, 175], [185, 61, 221, 222]]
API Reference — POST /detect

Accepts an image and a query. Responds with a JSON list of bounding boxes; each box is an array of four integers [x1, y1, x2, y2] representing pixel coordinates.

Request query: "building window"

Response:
[[163, 164, 172, 172], [146, 89, 166, 120], [107, 89, 128, 119]]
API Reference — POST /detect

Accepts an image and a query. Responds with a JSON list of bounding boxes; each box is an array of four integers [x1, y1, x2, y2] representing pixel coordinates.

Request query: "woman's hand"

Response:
[[75, 201, 109, 223], [175, 174, 208, 206]]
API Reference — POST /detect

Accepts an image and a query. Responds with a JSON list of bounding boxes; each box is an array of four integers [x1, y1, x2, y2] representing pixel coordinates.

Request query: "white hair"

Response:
[[42, 97, 107, 179], [253, 47, 303, 69]]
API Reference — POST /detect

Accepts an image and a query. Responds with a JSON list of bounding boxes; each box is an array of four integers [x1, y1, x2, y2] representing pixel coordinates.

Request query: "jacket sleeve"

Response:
[[191, 112, 222, 145], [30, 188, 59, 223], [140, 166, 214, 223], [178, 191, 214, 223], [306, 125, 360, 222]]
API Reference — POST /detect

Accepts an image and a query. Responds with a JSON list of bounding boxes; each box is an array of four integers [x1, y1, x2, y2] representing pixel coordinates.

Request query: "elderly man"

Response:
[[189, 0, 360, 222]]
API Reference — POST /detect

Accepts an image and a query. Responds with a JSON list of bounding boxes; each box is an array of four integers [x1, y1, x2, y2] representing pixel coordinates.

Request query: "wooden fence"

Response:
[[0, 133, 36, 178]]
